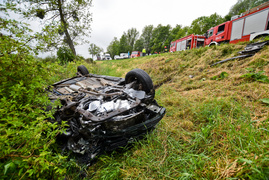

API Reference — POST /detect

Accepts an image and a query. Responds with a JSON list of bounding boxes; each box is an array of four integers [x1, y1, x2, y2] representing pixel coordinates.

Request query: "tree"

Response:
[[150, 24, 171, 53], [107, 37, 120, 58], [119, 34, 131, 53], [141, 25, 154, 52], [228, 0, 250, 16], [133, 38, 144, 52], [169, 24, 189, 42], [188, 13, 224, 35], [228, 0, 269, 16], [126, 28, 139, 51], [12, 0, 93, 56], [88, 43, 103, 59]]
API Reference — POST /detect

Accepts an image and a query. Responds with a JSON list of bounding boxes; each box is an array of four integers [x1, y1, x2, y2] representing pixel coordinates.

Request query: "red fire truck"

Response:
[[169, 2, 269, 52], [205, 2, 269, 46], [169, 34, 205, 52]]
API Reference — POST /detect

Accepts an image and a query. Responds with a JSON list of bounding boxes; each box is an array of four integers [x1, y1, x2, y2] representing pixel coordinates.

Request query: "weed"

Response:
[[165, 58, 173, 63], [211, 71, 229, 80], [260, 98, 269, 105], [241, 68, 269, 83]]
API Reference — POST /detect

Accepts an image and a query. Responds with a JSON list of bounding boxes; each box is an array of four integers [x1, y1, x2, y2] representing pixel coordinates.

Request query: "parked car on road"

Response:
[[114, 55, 123, 60], [120, 53, 129, 59], [131, 51, 141, 58]]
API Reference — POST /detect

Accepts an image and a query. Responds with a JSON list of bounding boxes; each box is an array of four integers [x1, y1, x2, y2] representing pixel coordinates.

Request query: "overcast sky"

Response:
[[75, 0, 238, 58]]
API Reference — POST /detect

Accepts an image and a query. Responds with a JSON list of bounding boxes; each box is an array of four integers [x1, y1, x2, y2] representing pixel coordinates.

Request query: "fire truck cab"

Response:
[[204, 21, 231, 46], [205, 2, 269, 46], [169, 34, 205, 52]]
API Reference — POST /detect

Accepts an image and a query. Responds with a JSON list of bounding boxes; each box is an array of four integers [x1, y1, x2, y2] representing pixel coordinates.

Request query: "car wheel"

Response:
[[77, 65, 89, 75], [125, 68, 154, 95]]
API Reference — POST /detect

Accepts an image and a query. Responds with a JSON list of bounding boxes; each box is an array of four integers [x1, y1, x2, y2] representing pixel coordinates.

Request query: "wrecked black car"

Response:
[[47, 65, 165, 164]]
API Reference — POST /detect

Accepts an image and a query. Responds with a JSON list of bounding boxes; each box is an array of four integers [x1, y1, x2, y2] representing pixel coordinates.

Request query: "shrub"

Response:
[[85, 58, 95, 64], [57, 47, 75, 64], [0, 16, 78, 179]]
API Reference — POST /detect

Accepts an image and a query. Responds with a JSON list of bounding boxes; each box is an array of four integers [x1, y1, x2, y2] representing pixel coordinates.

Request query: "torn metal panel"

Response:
[[210, 54, 254, 67], [238, 41, 269, 54], [210, 40, 268, 67]]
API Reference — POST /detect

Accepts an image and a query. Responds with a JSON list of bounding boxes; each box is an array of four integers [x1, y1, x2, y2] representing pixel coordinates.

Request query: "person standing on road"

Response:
[[164, 46, 168, 53], [142, 48, 146, 56]]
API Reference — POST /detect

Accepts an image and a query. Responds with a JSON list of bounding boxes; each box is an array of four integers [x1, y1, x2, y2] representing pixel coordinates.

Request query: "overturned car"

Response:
[[47, 65, 166, 164]]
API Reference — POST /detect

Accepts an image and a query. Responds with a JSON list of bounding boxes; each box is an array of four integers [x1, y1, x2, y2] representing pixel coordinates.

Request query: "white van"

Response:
[[103, 53, 112, 60]]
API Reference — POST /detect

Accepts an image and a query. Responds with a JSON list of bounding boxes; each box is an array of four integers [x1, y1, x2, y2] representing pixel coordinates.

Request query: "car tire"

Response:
[[77, 65, 89, 75], [125, 68, 154, 95]]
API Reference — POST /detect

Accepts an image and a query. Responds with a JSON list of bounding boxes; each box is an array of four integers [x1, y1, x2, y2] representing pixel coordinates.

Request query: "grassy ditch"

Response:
[[2, 41, 268, 179], [82, 42, 269, 179]]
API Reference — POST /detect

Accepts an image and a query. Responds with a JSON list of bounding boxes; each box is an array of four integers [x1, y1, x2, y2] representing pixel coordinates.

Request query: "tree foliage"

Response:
[[57, 46, 76, 64], [169, 24, 188, 42], [150, 24, 171, 53], [88, 43, 103, 59], [0, 5, 81, 178], [228, 0, 269, 16], [107, 28, 140, 57], [106, 12, 226, 54], [119, 34, 131, 53], [141, 25, 154, 52], [107, 37, 120, 58], [133, 38, 144, 52], [188, 13, 225, 35], [126, 28, 139, 51], [12, 0, 93, 55]]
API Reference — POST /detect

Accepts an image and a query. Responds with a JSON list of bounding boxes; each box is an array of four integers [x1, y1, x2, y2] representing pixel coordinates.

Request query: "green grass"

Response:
[[4, 41, 269, 179], [80, 42, 269, 179]]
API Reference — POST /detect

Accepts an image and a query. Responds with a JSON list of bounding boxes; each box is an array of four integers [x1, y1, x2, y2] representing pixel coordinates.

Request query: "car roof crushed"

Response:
[[47, 66, 166, 165]]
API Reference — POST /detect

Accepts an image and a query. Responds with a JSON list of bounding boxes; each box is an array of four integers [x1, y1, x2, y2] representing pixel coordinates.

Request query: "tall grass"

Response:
[[81, 42, 269, 179]]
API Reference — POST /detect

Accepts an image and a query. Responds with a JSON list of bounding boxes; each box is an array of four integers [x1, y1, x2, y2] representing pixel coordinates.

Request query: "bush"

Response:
[[85, 58, 94, 64], [0, 17, 79, 179], [57, 47, 75, 64]]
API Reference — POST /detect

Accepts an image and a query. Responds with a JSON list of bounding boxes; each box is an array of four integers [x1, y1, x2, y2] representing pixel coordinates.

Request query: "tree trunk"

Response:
[[58, 0, 76, 56], [64, 29, 76, 56]]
